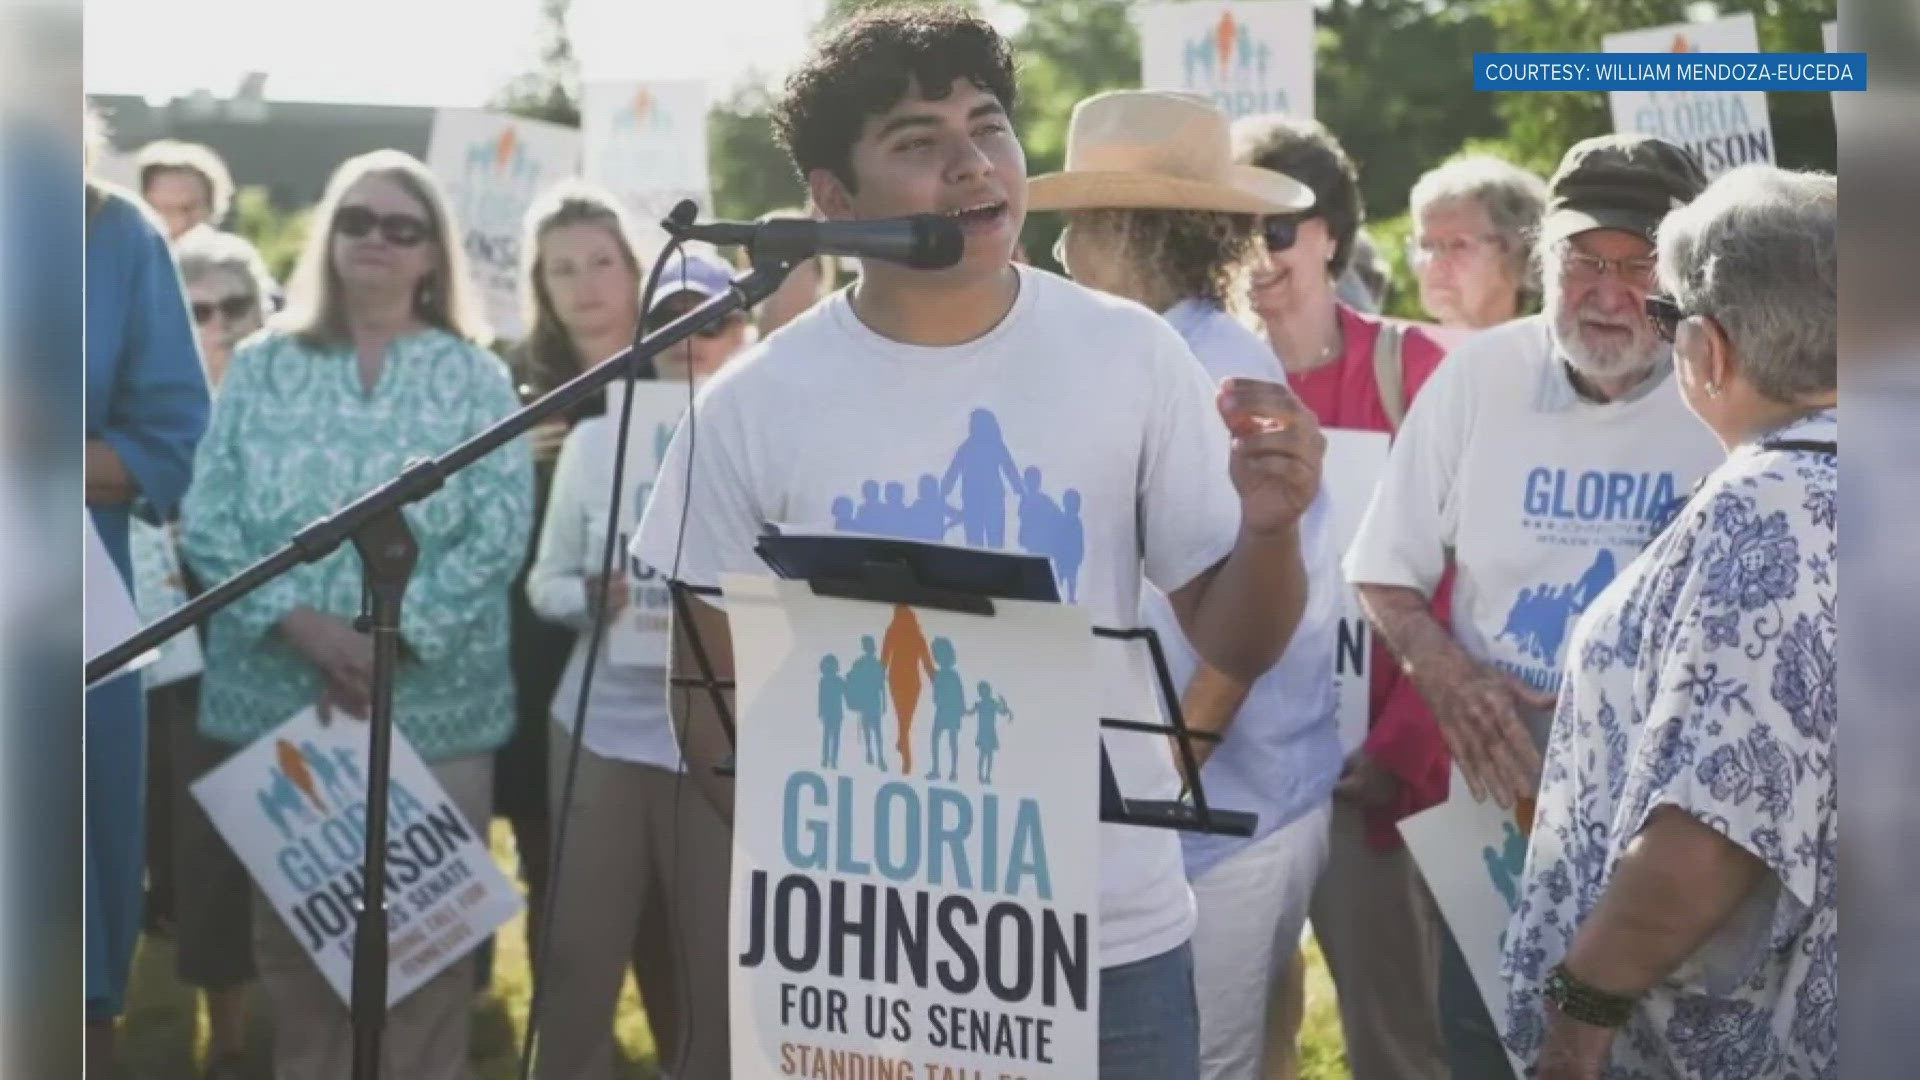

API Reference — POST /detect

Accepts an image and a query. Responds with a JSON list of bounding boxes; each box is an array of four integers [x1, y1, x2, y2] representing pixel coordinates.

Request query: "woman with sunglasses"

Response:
[[525, 242, 748, 1080], [132, 225, 277, 1079], [1229, 115, 1453, 1080], [180, 149, 531, 1080], [1499, 165, 1836, 1080], [1031, 90, 1336, 1080]]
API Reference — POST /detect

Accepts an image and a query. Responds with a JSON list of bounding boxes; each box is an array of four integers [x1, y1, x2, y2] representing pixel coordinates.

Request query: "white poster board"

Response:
[[582, 79, 711, 259], [602, 381, 693, 667], [1398, 770, 1534, 1077], [1323, 428, 1390, 755], [86, 515, 155, 684], [723, 575, 1101, 1077], [192, 708, 522, 1006], [1603, 14, 1775, 178], [128, 517, 202, 688], [425, 109, 582, 341], [1136, 1, 1316, 121]]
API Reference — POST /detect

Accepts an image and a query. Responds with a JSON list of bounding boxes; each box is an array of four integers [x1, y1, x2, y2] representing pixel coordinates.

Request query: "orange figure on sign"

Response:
[[277, 738, 326, 814], [1215, 12, 1237, 69], [879, 604, 937, 775], [494, 127, 518, 169]]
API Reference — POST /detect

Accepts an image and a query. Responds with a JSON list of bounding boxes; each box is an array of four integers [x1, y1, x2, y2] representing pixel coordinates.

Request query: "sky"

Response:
[[84, 0, 841, 107]]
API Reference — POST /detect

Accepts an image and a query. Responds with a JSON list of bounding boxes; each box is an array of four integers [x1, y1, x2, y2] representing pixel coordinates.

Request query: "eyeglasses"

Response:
[[1407, 233, 1501, 266], [1263, 214, 1307, 252], [191, 295, 257, 325], [1644, 295, 1687, 342], [1556, 242, 1658, 288], [334, 205, 434, 247]]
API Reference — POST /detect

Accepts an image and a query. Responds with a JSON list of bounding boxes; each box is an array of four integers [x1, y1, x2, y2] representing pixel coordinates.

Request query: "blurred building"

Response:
[[89, 79, 433, 211]]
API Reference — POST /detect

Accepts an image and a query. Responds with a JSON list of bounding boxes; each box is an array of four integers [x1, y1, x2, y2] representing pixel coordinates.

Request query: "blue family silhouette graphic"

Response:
[[1483, 819, 1530, 910], [815, 630, 1014, 785], [1498, 549, 1618, 665], [816, 655, 846, 769], [256, 739, 365, 842], [845, 636, 888, 769], [827, 407, 1085, 600], [969, 679, 1014, 783]]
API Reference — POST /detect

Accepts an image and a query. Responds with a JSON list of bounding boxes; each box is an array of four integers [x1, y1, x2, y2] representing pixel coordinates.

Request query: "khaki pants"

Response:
[[532, 728, 732, 1080], [1265, 799, 1447, 1080], [252, 753, 493, 1080]]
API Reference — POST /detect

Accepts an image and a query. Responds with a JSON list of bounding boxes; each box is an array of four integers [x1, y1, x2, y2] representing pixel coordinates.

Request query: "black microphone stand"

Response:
[[85, 250, 795, 1080]]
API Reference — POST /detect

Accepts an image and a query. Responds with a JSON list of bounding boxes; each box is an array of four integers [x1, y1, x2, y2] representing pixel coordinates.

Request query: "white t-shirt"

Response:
[[633, 265, 1243, 967], [528, 414, 682, 772], [1345, 315, 1722, 741]]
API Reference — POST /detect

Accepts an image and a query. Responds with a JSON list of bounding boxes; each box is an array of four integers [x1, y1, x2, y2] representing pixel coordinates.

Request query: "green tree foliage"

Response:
[[231, 185, 311, 286], [490, 0, 582, 127]]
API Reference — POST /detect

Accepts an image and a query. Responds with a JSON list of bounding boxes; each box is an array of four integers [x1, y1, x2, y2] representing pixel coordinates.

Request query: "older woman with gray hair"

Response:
[[1499, 164, 1836, 1079], [1407, 154, 1546, 330]]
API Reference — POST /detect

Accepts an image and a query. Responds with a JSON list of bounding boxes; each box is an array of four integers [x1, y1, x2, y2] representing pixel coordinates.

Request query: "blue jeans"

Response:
[[1438, 919, 1516, 1080], [1101, 941, 1201, 1080]]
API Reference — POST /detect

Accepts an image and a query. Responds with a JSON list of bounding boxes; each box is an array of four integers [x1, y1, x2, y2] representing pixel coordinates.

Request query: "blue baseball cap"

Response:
[[648, 248, 737, 314]]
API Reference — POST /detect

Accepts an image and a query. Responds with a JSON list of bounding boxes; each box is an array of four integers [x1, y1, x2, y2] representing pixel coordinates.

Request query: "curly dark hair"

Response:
[[1071, 209, 1260, 311], [1233, 116, 1365, 278], [772, 3, 1018, 193]]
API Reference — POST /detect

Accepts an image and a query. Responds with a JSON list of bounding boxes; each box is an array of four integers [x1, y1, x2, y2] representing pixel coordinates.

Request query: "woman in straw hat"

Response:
[[1030, 89, 1342, 1080]]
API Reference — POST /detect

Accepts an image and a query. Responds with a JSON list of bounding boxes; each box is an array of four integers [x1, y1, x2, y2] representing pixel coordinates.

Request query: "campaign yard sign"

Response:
[[1323, 428, 1390, 754], [1603, 14, 1776, 178], [1136, 1, 1316, 121], [1399, 770, 1534, 1078], [192, 708, 521, 1006], [598, 380, 690, 668], [582, 78, 711, 258], [425, 109, 582, 340], [723, 575, 1101, 1078]]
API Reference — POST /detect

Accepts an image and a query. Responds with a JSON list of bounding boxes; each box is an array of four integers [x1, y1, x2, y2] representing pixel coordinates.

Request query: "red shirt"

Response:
[[1290, 305, 1454, 849]]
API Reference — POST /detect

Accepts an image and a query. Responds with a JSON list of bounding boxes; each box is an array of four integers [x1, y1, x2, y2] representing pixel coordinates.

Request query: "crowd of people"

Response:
[[84, 5, 1836, 1079]]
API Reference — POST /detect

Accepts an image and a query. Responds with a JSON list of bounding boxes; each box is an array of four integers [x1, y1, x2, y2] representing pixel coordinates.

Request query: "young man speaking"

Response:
[[633, 7, 1323, 1075]]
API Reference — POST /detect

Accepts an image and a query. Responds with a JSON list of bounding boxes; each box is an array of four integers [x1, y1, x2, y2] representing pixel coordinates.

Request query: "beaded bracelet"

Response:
[[1544, 962, 1636, 1028]]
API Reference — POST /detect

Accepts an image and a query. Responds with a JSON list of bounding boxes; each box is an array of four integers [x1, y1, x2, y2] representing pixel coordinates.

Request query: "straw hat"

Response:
[[1027, 90, 1314, 216]]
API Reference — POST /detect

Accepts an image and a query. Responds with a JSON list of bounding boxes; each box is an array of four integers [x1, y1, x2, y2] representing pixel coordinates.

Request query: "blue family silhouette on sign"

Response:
[[257, 738, 360, 842], [1498, 549, 1618, 665], [815, 626, 1014, 785], [826, 407, 1085, 601]]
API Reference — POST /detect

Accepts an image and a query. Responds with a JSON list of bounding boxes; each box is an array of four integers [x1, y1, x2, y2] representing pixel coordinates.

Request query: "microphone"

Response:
[[665, 208, 965, 271]]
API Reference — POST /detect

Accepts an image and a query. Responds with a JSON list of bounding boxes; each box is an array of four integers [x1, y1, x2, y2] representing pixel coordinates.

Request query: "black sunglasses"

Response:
[[1263, 213, 1308, 252], [1645, 295, 1686, 343], [191, 295, 256, 325], [334, 205, 434, 247]]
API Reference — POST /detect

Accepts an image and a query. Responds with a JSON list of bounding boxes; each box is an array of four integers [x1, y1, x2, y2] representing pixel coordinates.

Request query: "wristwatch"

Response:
[[1544, 962, 1636, 1028]]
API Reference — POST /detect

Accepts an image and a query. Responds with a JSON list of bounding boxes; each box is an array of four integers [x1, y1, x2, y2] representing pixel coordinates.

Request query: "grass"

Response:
[[121, 822, 1349, 1078]]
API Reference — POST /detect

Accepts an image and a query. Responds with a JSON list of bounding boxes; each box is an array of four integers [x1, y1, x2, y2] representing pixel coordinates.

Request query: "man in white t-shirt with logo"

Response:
[[632, 9, 1324, 1079], [1345, 133, 1723, 1079]]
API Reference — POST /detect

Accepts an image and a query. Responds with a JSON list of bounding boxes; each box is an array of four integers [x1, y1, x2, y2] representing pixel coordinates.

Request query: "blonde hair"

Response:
[[516, 180, 644, 397], [279, 149, 489, 347], [135, 139, 237, 224]]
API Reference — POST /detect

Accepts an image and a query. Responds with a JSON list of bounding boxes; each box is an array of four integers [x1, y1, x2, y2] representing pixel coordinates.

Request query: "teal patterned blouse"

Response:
[[180, 327, 533, 761]]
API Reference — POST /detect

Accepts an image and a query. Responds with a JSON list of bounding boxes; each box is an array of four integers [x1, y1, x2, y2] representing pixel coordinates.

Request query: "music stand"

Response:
[[667, 530, 1256, 838]]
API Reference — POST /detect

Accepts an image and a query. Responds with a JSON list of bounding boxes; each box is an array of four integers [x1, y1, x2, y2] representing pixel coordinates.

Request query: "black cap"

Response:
[[1540, 134, 1708, 246]]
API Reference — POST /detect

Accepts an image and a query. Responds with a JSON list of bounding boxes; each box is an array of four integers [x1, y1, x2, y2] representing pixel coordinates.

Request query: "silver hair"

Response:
[[1655, 165, 1836, 402], [1411, 154, 1548, 298], [174, 227, 277, 304]]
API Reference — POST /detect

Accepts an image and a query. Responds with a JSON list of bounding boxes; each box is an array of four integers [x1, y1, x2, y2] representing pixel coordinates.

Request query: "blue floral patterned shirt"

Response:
[[1501, 409, 1837, 1079], [180, 327, 532, 761]]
